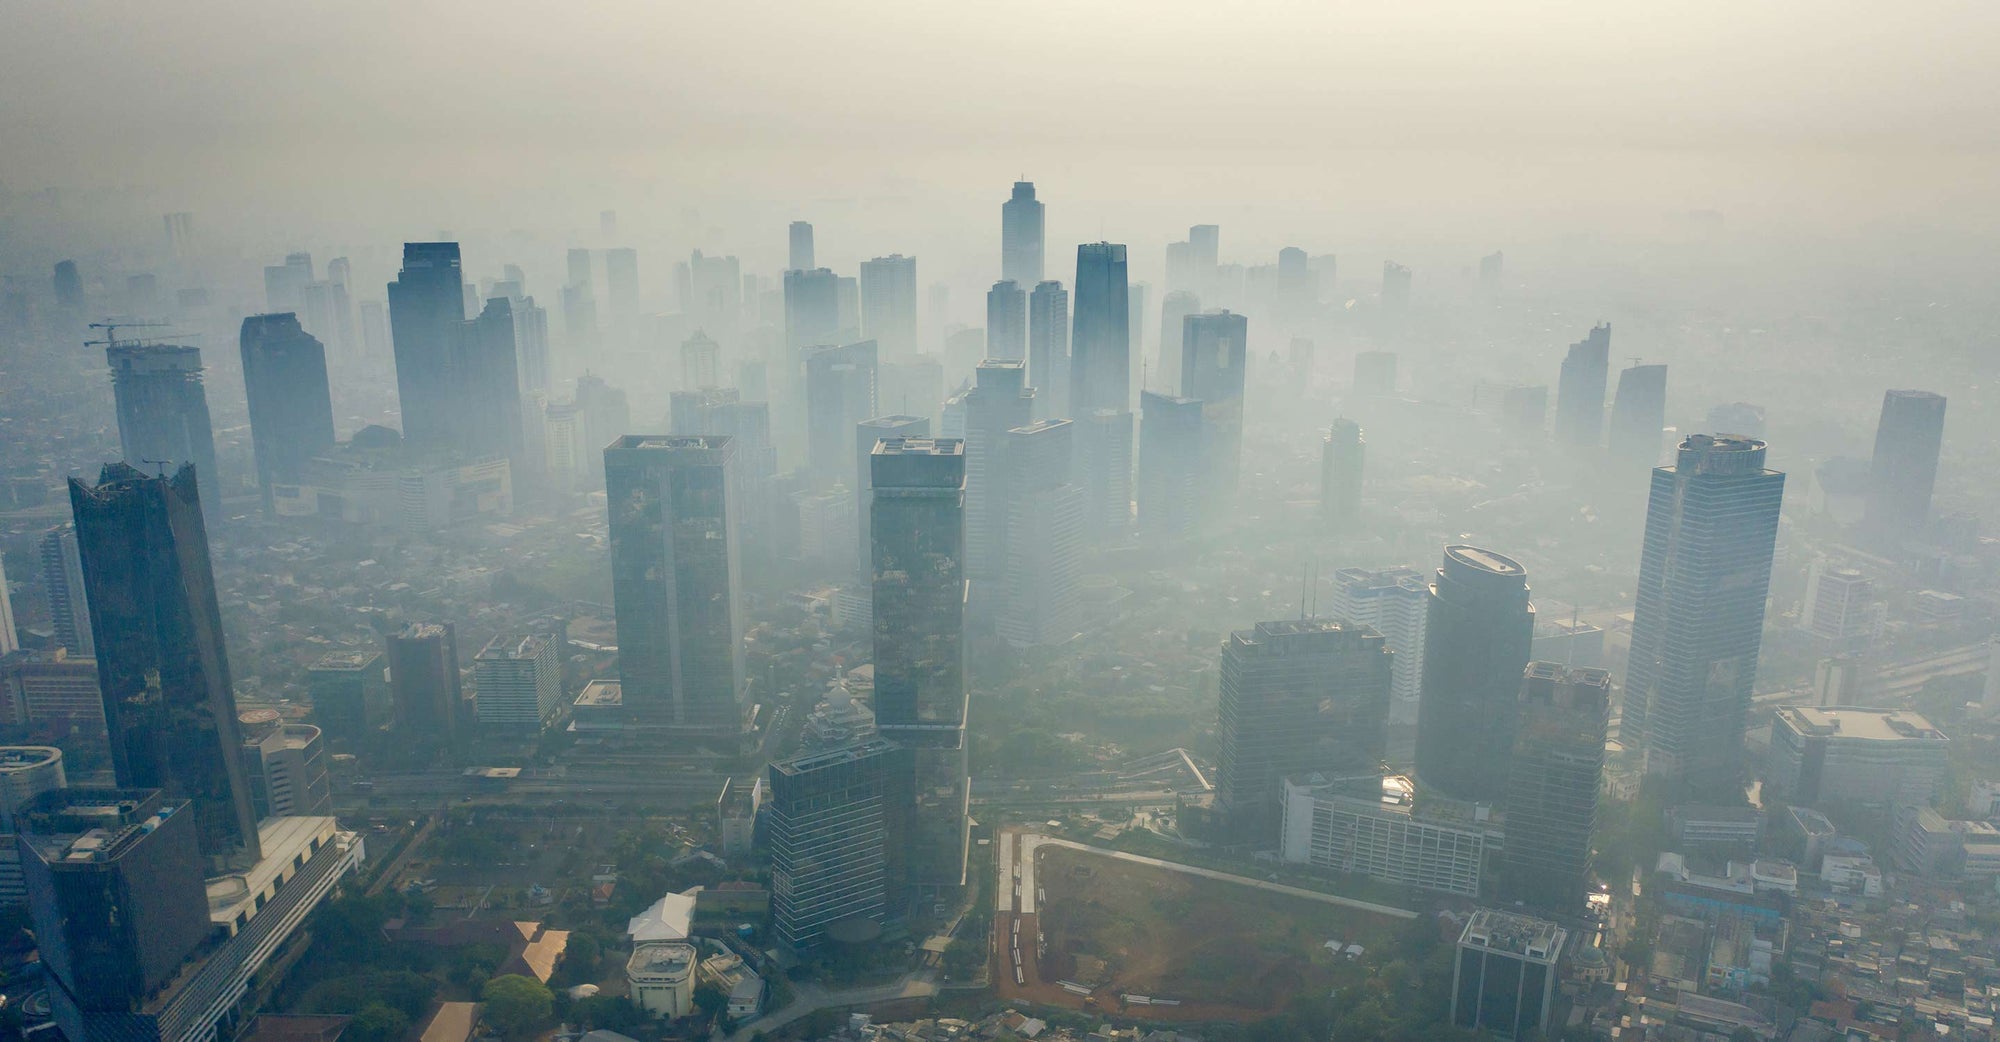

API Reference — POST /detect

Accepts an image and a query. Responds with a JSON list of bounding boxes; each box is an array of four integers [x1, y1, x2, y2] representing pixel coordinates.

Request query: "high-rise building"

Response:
[[1554, 323, 1611, 448], [1181, 310, 1249, 500], [985, 280, 1027, 361], [1071, 243, 1130, 415], [1622, 435, 1785, 793], [1607, 363, 1669, 469], [1866, 389, 1947, 538], [1415, 546, 1535, 806], [1157, 290, 1200, 394], [681, 330, 721, 390], [1001, 182, 1045, 286], [239, 313, 336, 516], [307, 650, 388, 746], [387, 622, 463, 743], [878, 356, 944, 425], [1451, 910, 1566, 1041], [1136, 391, 1204, 537], [0, 555, 14, 656], [805, 341, 879, 489], [767, 737, 909, 951], [263, 252, 314, 313], [69, 465, 260, 869], [474, 634, 563, 733], [509, 293, 552, 398], [869, 438, 968, 892], [998, 420, 1084, 648], [567, 247, 595, 294], [1027, 280, 1069, 417], [386, 242, 468, 448], [0, 747, 65, 836], [1075, 409, 1134, 542], [1126, 282, 1150, 395], [1188, 224, 1220, 287], [449, 297, 529, 474], [1381, 262, 1412, 311], [1214, 619, 1393, 844], [605, 436, 745, 731], [52, 260, 84, 313], [1499, 663, 1612, 914], [38, 524, 93, 658], [859, 255, 919, 358], [237, 712, 332, 818], [962, 362, 1033, 620], [1321, 419, 1364, 527], [1326, 567, 1429, 730], [106, 343, 223, 520], [605, 247, 639, 331], [1278, 774, 1486, 896], [855, 415, 930, 581], [788, 221, 815, 272]]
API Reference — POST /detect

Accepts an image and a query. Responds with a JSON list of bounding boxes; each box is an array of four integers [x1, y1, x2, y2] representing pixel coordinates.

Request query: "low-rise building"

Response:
[[626, 941, 697, 1018], [1769, 707, 1948, 810], [1279, 773, 1486, 897]]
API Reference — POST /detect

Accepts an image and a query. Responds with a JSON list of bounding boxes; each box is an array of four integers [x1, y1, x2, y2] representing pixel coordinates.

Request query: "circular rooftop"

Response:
[[1443, 544, 1526, 577]]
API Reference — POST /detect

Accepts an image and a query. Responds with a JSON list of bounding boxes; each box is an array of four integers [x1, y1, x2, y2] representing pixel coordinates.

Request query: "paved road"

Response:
[[1018, 832, 1417, 920]]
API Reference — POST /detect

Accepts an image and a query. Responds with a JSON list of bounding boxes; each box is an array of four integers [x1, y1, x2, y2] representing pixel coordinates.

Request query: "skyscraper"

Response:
[[474, 634, 563, 733], [858, 255, 919, 358], [105, 343, 223, 520], [1215, 619, 1392, 844], [805, 341, 879, 488], [1321, 419, 1364, 528], [1623, 435, 1785, 793], [1001, 181, 1044, 286], [789, 221, 815, 272], [985, 280, 1027, 361], [239, 313, 336, 516], [605, 436, 746, 732], [1135, 391, 1203, 537], [0, 555, 14, 656], [1451, 910, 1566, 1041], [51, 260, 83, 314], [604, 247, 639, 331], [386, 242, 467, 448], [870, 438, 968, 892], [767, 738, 909, 951], [962, 362, 1033, 621], [567, 247, 594, 294], [1865, 389, 1947, 539], [1326, 567, 1429, 731], [1027, 280, 1069, 418], [1554, 323, 1611, 448], [37, 524, 93, 657], [1498, 663, 1612, 914], [1157, 290, 1200, 394], [68, 465, 261, 868], [855, 415, 930, 580], [1075, 409, 1134, 542], [1414, 546, 1535, 806], [1607, 363, 1669, 469], [1181, 310, 1249, 500], [1071, 243, 1130, 414], [998, 420, 1084, 648], [387, 622, 463, 743]]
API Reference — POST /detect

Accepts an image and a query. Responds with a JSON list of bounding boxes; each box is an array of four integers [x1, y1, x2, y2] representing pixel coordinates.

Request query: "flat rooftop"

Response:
[[1461, 908, 1566, 962], [0, 746, 61, 771], [575, 680, 623, 708], [309, 650, 381, 671], [1776, 706, 1948, 744], [873, 437, 963, 457], [771, 736, 901, 776], [1444, 544, 1525, 576], [611, 434, 732, 452], [627, 940, 697, 978]]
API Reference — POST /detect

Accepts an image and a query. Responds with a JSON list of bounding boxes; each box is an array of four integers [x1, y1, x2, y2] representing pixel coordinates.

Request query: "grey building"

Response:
[[474, 634, 564, 733], [962, 362, 1033, 621], [386, 241, 467, 449], [307, 650, 388, 746], [855, 415, 931, 581], [387, 622, 463, 743], [985, 280, 1027, 361], [37, 523, 93, 657], [1001, 181, 1044, 287], [1135, 391, 1203, 537], [789, 220, 815, 271], [1321, 419, 1364, 528], [1554, 323, 1611, 448], [998, 419, 1085, 648], [1181, 310, 1249, 502], [106, 343, 222, 520], [767, 738, 909, 951], [1414, 546, 1535, 806], [858, 255, 918, 359], [239, 313, 336, 516], [1071, 243, 1130, 415], [238, 713, 331, 818], [805, 341, 879, 489], [1157, 290, 1201, 395], [1608, 362, 1669, 470], [1027, 280, 1069, 418], [1452, 909, 1566, 1041], [1866, 389, 1947, 539], [1499, 663, 1612, 915], [1770, 706, 1948, 810]]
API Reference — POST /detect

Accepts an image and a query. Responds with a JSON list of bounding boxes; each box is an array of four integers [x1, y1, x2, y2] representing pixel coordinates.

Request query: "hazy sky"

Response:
[[4, 0, 1998, 261]]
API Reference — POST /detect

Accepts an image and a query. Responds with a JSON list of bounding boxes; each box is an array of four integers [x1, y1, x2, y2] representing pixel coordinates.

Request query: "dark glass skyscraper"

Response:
[[239, 313, 336, 516], [1623, 435, 1785, 793], [386, 242, 467, 448], [68, 464, 261, 869], [1001, 181, 1044, 286], [767, 737, 909, 951], [449, 297, 528, 472], [387, 622, 462, 743], [869, 438, 968, 891], [1607, 362, 1668, 470], [1071, 243, 1130, 414], [1027, 280, 1069, 418], [1865, 389, 1947, 539], [106, 343, 223, 521], [1181, 310, 1249, 501], [1321, 419, 1364, 528], [1554, 323, 1611, 448], [605, 436, 745, 732], [856, 415, 930, 580], [985, 280, 1027, 361], [1499, 662, 1612, 915], [37, 523, 93, 657], [1414, 545, 1535, 806]]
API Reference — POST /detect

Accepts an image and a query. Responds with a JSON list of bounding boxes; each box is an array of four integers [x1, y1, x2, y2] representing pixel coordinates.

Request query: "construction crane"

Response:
[[85, 321, 172, 352]]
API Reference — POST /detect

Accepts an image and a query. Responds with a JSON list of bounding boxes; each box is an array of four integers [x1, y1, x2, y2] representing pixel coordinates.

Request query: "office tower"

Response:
[[1498, 663, 1612, 914], [1380, 262, 1412, 312], [1071, 243, 1130, 414], [1214, 619, 1393, 844], [307, 650, 387, 745], [856, 416, 930, 578], [563, 281, 599, 358], [387, 621, 462, 744], [52, 260, 84, 313], [767, 737, 908, 951], [1181, 310, 1249, 499], [386, 242, 467, 447], [0, 747, 65, 835], [962, 362, 1034, 619], [869, 438, 968, 891], [1326, 567, 1429, 730], [671, 388, 777, 479], [0, 555, 13, 655], [1801, 558, 1879, 646], [796, 486, 858, 571], [1770, 706, 1948, 809], [945, 328, 986, 384], [1127, 282, 1150, 396], [785, 267, 842, 359], [1607, 363, 1669, 469], [1164, 240, 1199, 297], [509, 293, 552, 397], [474, 634, 563, 733], [239, 313, 336, 516], [1321, 419, 1364, 527], [576, 372, 631, 450], [1, 652, 103, 740], [1001, 181, 1045, 286], [1500, 385, 1548, 437], [605, 436, 745, 731], [805, 341, 879, 488], [106, 343, 223, 520], [37, 524, 92, 657], [19, 788, 212, 1038], [567, 247, 594, 293], [1136, 391, 1204, 536], [1187, 224, 1220, 297], [858, 255, 918, 358], [1707, 401, 1767, 439], [1157, 291, 1200, 394], [1276, 246, 1313, 323], [164, 212, 197, 258], [1415, 546, 1535, 806], [262, 252, 313, 313], [1866, 389, 1947, 538], [1075, 409, 1134, 541], [297, 274, 355, 368], [545, 401, 584, 494], [69, 465, 260, 869], [687, 250, 743, 330], [985, 280, 1027, 361], [1622, 435, 1785, 792], [1451, 910, 1566, 1041], [605, 247, 639, 328], [682, 330, 721, 390], [1353, 350, 1396, 396], [236, 712, 331, 818], [998, 420, 1084, 647], [1027, 280, 1069, 417], [1554, 323, 1611, 448], [789, 221, 815, 271]]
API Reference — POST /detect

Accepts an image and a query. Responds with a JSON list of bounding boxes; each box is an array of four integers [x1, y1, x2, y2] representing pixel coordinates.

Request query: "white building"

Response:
[[1770, 707, 1948, 809], [1326, 567, 1428, 727], [474, 633, 564, 732], [0, 746, 64, 907], [1279, 774, 1486, 896], [627, 941, 697, 1018], [1800, 559, 1882, 646], [238, 713, 331, 818]]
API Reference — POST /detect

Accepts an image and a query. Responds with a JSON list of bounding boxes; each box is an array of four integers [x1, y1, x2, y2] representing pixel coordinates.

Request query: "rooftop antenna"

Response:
[[1567, 605, 1580, 668]]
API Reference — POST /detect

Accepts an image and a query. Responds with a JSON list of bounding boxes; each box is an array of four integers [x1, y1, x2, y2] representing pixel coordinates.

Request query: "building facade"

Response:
[[1498, 663, 1612, 915], [767, 738, 908, 952], [1414, 546, 1535, 806]]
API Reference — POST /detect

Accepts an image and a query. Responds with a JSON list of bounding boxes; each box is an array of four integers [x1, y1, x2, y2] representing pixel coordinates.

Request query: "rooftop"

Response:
[[477, 633, 548, 661], [575, 680, 623, 708], [1444, 544, 1525, 576], [1460, 908, 1566, 962], [771, 736, 901, 776], [0, 746, 61, 772], [627, 940, 697, 979], [1776, 706, 1948, 744], [874, 437, 964, 457], [309, 650, 381, 671]]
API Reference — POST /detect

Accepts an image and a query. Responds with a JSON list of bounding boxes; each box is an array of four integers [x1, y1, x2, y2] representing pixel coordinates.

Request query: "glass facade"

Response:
[[1415, 545, 1535, 805]]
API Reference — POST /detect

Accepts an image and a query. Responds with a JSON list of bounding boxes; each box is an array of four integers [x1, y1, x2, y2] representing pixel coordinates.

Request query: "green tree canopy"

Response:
[[481, 975, 554, 1039]]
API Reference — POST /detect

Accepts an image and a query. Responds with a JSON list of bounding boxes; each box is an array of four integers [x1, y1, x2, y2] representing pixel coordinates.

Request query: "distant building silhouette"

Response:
[[1027, 281, 1069, 418], [962, 362, 1033, 623], [1157, 290, 1201, 394], [1381, 262, 1412, 311], [1414, 546, 1534, 806], [239, 313, 336, 517], [1321, 419, 1364, 528], [985, 280, 1027, 361], [1001, 182, 1044, 286], [1181, 310, 1249, 502], [789, 221, 815, 271], [859, 255, 918, 358], [1136, 391, 1203, 537], [1607, 363, 1669, 469], [386, 242, 468, 448], [37, 524, 92, 657], [804, 341, 879, 489], [1554, 324, 1611, 448], [106, 343, 223, 520], [387, 622, 463, 744], [1866, 389, 1947, 541], [997, 419, 1084, 648]]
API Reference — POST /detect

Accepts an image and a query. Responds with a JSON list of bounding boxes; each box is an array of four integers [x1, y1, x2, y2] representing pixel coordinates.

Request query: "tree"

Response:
[[347, 1005, 410, 1042], [693, 982, 729, 1019], [481, 975, 555, 1039], [942, 937, 984, 977]]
